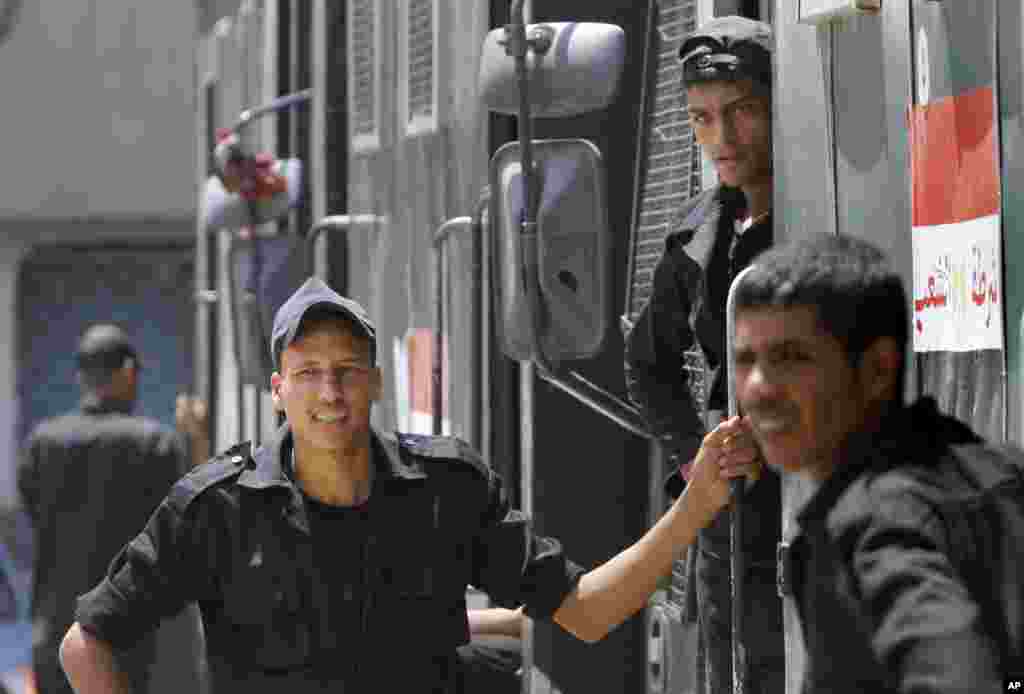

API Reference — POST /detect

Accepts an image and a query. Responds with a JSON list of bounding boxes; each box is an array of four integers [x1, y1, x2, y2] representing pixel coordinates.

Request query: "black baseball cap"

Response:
[[75, 324, 141, 371], [678, 16, 773, 89], [271, 277, 377, 370]]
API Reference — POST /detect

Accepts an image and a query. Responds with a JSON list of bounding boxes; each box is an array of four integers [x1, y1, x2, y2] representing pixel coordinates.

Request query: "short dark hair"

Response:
[[735, 233, 908, 378], [275, 305, 376, 370]]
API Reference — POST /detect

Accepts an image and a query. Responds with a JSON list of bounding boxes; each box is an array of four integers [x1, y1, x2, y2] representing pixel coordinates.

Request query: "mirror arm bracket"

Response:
[[536, 368, 652, 440], [505, 4, 559, 376]]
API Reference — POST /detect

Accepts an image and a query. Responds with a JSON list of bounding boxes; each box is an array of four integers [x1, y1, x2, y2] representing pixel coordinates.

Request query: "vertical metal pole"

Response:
[[507, 0, 556, 376], [726, 264, 757, 694], [432, 218, 473, 436], [434, 241, 445, 436]]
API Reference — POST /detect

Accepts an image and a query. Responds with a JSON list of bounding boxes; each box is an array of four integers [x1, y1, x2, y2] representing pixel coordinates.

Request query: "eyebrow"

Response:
[[686, 95, 760, 115], [736, 338, 810, 354], [289, 357, 370, 370]]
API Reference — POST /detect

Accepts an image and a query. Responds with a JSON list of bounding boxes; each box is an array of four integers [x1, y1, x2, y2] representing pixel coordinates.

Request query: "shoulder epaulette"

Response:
[[396, 433, 489, 478], [167, 441, 252, 509]]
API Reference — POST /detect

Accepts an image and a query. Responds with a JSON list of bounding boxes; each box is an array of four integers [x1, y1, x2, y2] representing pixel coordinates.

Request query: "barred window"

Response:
[[348, 0, 381, 152], [401, 0, 439, 136]]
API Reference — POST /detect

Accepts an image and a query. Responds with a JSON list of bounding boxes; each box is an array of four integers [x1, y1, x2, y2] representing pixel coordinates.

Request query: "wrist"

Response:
[[669, 486, 715, 543]]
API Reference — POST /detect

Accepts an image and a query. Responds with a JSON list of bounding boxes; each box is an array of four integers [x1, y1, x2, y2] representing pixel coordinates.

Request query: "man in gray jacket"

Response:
[[625, 15, 782, 693]]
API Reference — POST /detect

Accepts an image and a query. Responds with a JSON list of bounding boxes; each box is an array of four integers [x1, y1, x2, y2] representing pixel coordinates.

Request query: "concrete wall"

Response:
[[0, 0, 197, 218]]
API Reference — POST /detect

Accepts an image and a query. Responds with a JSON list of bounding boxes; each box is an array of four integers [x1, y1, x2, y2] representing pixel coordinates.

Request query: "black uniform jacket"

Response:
[[18, 396, 185, 664], [790, 398, 1003, 693], [625, 186, 778, 556], [75, 424, 583, 693]]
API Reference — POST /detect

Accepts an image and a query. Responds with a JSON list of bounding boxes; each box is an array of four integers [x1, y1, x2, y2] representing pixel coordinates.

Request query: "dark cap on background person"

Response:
[[678, 15, 773, 89], [271, 277, 377, 370], [75, 324, 141, 371]]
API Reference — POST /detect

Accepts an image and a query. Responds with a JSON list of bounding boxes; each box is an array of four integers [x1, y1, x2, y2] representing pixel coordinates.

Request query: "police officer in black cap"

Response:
[[18, 325, 189, 694], [59, 277, 758, 694], [625, 15, 784, 694]]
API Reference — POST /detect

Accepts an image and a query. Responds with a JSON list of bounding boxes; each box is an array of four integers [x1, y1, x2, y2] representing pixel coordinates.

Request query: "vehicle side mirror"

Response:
[[479, 22, 626, 118], [489, 139, 611, 362]]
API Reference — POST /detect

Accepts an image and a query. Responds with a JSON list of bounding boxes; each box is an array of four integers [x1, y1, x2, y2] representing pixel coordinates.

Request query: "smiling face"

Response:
[[733, 305, 897, 481], [271, 318, 381, 454], [686, 78, 772, 190]]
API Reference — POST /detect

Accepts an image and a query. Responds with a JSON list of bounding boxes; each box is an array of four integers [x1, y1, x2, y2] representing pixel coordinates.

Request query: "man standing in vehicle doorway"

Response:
[[625, 15, 783, 694]]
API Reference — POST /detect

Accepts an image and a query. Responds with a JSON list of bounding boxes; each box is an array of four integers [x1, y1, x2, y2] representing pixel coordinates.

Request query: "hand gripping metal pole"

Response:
[[726, 264, 757, 694]]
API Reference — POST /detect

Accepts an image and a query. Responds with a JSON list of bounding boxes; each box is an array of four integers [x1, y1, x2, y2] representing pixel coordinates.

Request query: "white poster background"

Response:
[[911, 214, 1003, 352]]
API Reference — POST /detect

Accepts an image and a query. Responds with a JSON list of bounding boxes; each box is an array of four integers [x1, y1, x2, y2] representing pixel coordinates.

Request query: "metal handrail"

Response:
[[305, 214, 386, 277], [432, 216, 474, 435]]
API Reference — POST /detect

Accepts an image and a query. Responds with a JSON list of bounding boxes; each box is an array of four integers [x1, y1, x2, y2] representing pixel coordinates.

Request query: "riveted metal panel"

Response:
[[831, 0, 915, 396], [999, 0, 1024, 447]]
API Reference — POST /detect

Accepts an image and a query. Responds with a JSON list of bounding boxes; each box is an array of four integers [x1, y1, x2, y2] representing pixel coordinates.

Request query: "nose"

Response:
[[737, 360, 779, 405], [718, 111, 738, 145], [317, 372, 345, 403]]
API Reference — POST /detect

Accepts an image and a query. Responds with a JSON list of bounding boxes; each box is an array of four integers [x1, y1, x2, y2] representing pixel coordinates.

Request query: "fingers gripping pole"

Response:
[[726, 264, 757, 694]]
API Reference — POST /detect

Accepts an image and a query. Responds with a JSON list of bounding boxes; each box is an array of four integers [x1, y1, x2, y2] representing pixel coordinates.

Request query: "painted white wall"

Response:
[[0, 1, 197, 218]]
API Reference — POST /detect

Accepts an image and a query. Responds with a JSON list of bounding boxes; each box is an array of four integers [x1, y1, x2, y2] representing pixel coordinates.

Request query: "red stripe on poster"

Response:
[[408, 328, 447, 418], [909, 85, 999, 227]]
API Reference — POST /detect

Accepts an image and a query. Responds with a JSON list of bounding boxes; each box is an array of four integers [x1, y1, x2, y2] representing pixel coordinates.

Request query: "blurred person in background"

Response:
[[17, 325, 190, 694]]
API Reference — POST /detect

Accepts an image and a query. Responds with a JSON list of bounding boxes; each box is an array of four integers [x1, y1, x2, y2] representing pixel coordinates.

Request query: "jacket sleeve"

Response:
[[849, 488, 1002, 693], [470, 469, 584, 620], [74, 476, 217, 650], [624, 234, 705, 469]]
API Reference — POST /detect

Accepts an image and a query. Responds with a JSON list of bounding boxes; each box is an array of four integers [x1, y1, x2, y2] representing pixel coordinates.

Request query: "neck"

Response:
[[81, 390, 134, 413], [740, 181, 772, 222], [814, 399, 894, 482], [293, 433, 374, 506]]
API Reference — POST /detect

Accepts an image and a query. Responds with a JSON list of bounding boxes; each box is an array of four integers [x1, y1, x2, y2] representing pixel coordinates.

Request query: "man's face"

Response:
[[271, 320, 381, 452], [733, 305, 872, 481], [686, 78, 772, 190]]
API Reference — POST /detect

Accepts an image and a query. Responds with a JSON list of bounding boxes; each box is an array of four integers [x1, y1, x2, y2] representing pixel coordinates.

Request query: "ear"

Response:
[[859, 337, 902, 403], [270, 372, 284, 411], [367, 367, 383, 403]]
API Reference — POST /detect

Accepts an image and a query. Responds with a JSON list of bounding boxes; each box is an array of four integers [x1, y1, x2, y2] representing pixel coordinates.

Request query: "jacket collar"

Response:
[[796, 397, 979, 527], [237, 423, 427, 533], [677, 186, 747, 272]]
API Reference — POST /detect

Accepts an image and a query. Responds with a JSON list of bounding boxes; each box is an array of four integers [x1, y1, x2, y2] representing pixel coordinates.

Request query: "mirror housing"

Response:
[[479, 22, 626, 118], [201, 158, 303, 230], [489, 139, 611, 362]]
